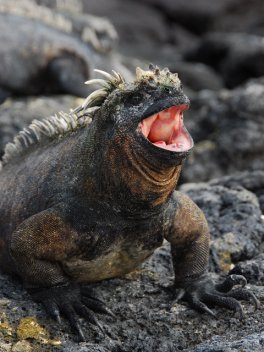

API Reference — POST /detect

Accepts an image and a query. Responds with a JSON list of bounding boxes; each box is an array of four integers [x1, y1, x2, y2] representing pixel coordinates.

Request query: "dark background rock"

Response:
[[230, 254, 264, 285], [133, 0, 237, 35], [182, 78, 264, 183], [180, 180, 264, 272], [185, 32, 264, 88], [209, 170, 264, 213]]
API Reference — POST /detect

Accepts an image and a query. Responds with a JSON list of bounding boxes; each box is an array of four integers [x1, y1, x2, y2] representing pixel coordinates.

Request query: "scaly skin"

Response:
[[0, 65, 259, 340]]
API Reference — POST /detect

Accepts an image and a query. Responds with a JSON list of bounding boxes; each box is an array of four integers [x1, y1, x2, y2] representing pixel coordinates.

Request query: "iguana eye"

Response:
[[164, 87, 172, 93], [126, 93, 143, 106]]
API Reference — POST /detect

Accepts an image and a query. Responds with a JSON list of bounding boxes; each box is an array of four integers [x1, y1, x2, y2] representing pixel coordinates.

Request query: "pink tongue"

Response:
[[148, 107, 180, 143]]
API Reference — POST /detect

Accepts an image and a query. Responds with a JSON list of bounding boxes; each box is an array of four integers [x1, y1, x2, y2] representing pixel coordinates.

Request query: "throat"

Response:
[[132, 156, 182, 206], [106, 144, 182, 209]]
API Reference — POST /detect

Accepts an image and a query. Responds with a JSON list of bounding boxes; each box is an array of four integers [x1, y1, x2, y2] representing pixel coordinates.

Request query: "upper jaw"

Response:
[[138, 104, 193, 153]]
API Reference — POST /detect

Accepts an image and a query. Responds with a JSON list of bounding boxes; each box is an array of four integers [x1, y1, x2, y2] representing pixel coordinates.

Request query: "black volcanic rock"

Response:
[[180, 179, 264, 272], [182, 77, 264, 183], [185, 32, 264, 88], [230, 254, 264, 285]]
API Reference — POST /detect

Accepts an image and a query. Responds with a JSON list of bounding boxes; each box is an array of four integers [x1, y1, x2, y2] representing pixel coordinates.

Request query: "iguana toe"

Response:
[[215, 274, 247, 292]]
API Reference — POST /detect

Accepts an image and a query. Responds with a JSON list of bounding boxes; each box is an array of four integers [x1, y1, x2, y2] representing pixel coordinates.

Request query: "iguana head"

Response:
[[82, 64, 193, 168], [79, 64, 193, 207]]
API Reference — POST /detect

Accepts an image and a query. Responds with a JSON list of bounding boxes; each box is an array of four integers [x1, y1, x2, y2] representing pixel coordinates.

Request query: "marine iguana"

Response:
[[0, 0, 130, 98], [0, 65, 259, 340]]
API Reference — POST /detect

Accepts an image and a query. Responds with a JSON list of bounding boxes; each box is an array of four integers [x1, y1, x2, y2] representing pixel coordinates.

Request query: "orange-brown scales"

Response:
[[0, 64, 259, 341]]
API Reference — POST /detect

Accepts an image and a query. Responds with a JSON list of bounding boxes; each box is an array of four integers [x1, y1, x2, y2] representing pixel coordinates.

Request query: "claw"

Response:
[[251, 294, 261, 310], [172, 288, 185, 303], [82, 297, 116, 319], [92, 318, 105, 336], [203, 293, 245, 319], [42, 300, 62, 324], [58, 302, 87, 339], [54, 310, 62, 324], [86, 312, 105, 335], [186, 294, 217, 318], [81, 286, 106, 305], [226, 288, 260, 310], [73, 302, 105, 335], [198, 303, 217, 318], [75, 322, 86, 342], [31, 284, 111, 340]]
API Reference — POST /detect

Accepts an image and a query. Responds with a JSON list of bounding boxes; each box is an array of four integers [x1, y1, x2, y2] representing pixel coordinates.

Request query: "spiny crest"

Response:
[[0, 69, 125, 170], [73, 69, 125, 116], [135, 63, 181, 90], [0, 111, 92, 169]]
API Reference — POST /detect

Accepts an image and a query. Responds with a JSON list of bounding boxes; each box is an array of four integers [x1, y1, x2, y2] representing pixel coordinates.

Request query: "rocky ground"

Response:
[[0, 0, 264, 351]]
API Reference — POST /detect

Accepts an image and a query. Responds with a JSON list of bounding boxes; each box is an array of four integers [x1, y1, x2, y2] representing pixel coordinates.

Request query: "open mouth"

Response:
[[138, 105, 193, 152]]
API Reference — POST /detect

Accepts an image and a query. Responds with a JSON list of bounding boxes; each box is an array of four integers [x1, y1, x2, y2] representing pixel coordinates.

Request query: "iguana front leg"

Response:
[[10, 208, 112, 340], [165, 191, 260, 317]]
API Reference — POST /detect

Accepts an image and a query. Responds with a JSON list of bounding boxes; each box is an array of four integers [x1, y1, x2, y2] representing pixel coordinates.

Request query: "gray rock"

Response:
[[185, 32, 264, 88], [182, 78, 264, 183], [166, 61, 224, 92], [210, 170, 264, 213], [230, 254, 264, 285], [180, 181, 264, 272], [133, 0, 236, 34], [192, 332, 264, 352], [212, 1, 264, 37]]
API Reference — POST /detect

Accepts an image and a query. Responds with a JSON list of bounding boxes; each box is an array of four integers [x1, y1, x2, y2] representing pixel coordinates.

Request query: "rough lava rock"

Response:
[[185, 32, 264, 88], [210, 170, 264, 213], [192, 331, 264, 352], [180, 178, 264, 272], [230, 254, 264, 285]]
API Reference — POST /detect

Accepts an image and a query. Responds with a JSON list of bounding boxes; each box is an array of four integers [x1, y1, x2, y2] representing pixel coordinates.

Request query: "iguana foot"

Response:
[[30, 284, 114, 341], [175, 274, 260, 319]]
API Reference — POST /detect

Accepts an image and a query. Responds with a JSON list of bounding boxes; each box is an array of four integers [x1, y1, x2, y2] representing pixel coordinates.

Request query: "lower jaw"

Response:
[[138, 136, 192, 168]]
